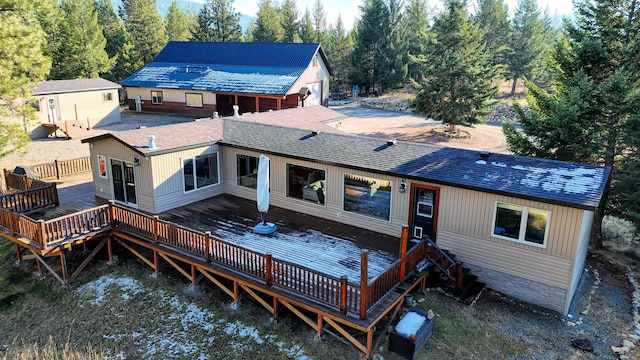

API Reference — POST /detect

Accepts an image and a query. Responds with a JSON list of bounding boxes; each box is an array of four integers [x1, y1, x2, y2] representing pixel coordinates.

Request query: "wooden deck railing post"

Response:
[[108, 200, 115, 225], [153, 215, 159, 243], [205, 231, 211, 263], [340, 276, 348, 314], [38, 219, 46, 249], [359, 250, 368, 320], [399, 225, 409, 283], [265, 253, 272, 286], [54, 159, 61, 179], [3, 169, 8, 191], [9, 210, 15, 236], [52, 182, 59, 206], [456, 261, 464, 290]]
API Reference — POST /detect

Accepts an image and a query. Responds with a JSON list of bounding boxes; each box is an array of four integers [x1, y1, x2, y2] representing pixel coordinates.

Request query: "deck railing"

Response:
[[43, 205, 110, 247], [31, 157, 91, 180], [0, 183, 59, 213], [3, 170, 51, 192]]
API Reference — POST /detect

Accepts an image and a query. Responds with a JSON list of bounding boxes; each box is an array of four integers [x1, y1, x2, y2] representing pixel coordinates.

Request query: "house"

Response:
[[81, 106, 610, 315], [121, 42, 333, 117], [29, 78, 121, 138]]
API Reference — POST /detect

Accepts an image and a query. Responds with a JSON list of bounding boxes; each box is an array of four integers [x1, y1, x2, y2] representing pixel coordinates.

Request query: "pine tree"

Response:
[[506, 0, 552, 95], [384, 0, 408, 88], [325, 14, 354, 91], [119, 0, 168, 64], [50, 0, 110, 79], [312, 0, 327, 44], [350, 0, 391, 94], [95, 0, 141, 82], [252, 0, 283, 42], [191, 0, 243, 42], [403, 0, 430, 82], [0, 0, 51, 157], [473, 0, 510, 76], [280, 0, 301, 43], [245, 20, 255, 41], [165, 0, 191, 41], [502, 0, 640, 245], [299, 8, 316, 43], [411, 0, 499, 132]]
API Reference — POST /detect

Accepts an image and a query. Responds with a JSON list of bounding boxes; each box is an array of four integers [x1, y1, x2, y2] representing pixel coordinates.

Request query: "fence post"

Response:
[[51, 182, 59, 206], [108, 200, 115, 225], [38, 219, 46, 250], [359, 250, 368, 320], [205, 231, 211, 263], [153, 215, 159, 243], [9, 210, 15, 236], [340, 276, 348, 314], [3, 169, 8, 191], [54, 160, 60, 179], [399, 225, 409, 283], [265, 253, 272, 286]]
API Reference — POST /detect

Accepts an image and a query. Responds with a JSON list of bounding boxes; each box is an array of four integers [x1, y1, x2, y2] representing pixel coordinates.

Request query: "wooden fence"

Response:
[[1, 170, 59, 213], [31, 157, 91, 180]]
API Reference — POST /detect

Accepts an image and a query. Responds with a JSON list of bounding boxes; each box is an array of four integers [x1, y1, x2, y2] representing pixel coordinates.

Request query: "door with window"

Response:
[[410, 186, 439, 241], [111, 159, 137, 205]]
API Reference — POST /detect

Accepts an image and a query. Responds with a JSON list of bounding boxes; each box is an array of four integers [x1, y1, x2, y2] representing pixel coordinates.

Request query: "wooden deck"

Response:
[[0, 175, 431, 359]]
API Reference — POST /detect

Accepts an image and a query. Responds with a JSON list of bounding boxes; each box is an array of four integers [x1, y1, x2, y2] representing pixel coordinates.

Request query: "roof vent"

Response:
[[386, 139, 397, 146], [479, 151, 490, 159], [148, 135, 156, 149], [311, 130, 320, 136]]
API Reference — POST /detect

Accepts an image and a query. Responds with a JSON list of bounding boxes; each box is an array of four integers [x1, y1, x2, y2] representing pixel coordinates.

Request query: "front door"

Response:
[[410, 186, 439, 241], [111, 159, 137, 205]]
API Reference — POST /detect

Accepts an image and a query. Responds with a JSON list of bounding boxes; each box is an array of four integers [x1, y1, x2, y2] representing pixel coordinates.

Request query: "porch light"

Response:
[[133, 157, 140, 166], [399, 180, 407, 193]]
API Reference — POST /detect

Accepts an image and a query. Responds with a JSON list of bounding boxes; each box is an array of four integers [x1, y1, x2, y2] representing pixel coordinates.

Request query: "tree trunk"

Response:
[[510, 73, 519, 97], [590, 182, 609, 249]]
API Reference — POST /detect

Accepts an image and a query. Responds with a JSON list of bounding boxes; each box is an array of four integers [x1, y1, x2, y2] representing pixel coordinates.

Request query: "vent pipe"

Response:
[[386, 139, 397, 146], [148, 135, 156, 149], [479, 151, 490, 159], [311, 130, 320, 136]]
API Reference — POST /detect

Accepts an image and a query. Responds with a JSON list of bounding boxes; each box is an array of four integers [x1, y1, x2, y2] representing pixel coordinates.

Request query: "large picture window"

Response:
[[493, 202, 550, 246], [151, 91, 163, 104], [183, 153, 219, 192], [287, 164, 325, 205], [237, 154, 259, 189], [186, 93, 203, 108], [343, 174, 391, 221]]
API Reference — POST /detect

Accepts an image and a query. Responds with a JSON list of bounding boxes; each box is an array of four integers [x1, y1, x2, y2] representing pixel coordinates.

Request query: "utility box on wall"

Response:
[[388, 307, 435, 360]]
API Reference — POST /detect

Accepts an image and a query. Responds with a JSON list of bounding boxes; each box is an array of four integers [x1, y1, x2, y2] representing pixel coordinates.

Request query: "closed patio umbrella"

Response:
[[254, 155, 276, 234]]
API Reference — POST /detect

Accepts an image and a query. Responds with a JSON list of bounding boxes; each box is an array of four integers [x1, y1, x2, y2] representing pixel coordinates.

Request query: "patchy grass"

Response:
[[1, 337, 102, 360]]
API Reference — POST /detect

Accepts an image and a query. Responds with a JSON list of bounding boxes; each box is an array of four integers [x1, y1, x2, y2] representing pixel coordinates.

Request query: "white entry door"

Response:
[[305, 83, 322, 106]]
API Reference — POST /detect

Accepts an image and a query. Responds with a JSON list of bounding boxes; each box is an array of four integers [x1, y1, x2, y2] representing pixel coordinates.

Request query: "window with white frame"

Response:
[[183, 153, 219, 192], [186, 93, 203, 108], [151, 91, 163, 104], [103, 92, 113, 101], [492, 202, 550, 246]]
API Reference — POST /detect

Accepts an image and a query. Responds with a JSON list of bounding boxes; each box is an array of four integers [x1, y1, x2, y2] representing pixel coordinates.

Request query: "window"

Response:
[[103, 92, 113, 102], [343, 174, 391, 221], [98, 155, 107, 178], [30, 100, 41, 112], [416, 190, 433, 218], [313, 55, 318, 67], [186, 93, 203, 108], [183, 153, 219, 192], [287, 164, 325, 205], [151, 91, 163, 104], [237, 154, 259, 189], [492, 202, 550, 247]]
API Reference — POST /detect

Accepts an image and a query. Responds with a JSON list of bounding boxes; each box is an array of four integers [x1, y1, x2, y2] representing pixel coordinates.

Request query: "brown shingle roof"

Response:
[[33, 78, 121, 95]]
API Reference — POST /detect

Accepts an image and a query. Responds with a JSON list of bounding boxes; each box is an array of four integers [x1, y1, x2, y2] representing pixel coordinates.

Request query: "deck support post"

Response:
[[191, 264, 196, 286], [359, 250, 368, 320], [317, 314, 323, 337], [205, 231, 211, 263], [15, 243, 22, 263], [107, 235, 113, 264], [36, 256, 42, 273], [366, 328, 374, 359], [399, 225, 409, 283], [153, 250, 159, 274], [59, 252, 68, 285], [265, 253, 272, 286], [456, 261, 463, 290], [232, 281, 240, 309], [340, 276, 348, 314], [273, 298, 278, 318]]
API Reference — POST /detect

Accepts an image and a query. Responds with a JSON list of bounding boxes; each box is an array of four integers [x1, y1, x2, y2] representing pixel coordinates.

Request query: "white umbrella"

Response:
[[254, 155, 276, 234]]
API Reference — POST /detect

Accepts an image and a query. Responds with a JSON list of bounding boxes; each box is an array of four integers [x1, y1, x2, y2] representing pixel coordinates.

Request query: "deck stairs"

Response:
[[42, 121, 88, 139], [423, 239, 485, 305]]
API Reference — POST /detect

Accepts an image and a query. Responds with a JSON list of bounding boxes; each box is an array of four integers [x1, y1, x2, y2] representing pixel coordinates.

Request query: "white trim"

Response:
[[151, 90, 163, 104], [185, 92, 203, 108], [181, 152, 220, 194], [108, 157, 138, 209], [491, 201, 551, 248]]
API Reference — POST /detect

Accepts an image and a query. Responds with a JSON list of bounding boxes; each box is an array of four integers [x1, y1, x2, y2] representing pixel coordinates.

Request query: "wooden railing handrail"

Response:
[[43, 204, 109, 224]]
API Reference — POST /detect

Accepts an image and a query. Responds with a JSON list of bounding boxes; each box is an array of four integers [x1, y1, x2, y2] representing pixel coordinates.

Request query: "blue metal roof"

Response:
[[121, 42, 328, 95]]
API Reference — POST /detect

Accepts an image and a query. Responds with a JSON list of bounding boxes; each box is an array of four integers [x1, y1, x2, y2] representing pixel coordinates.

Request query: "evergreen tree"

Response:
[[385, 0, 409, 88], [299, 8, 316, 42], [245, 20, 255, 41], [616, 113, 640, 235], [473, 0, 510, 76], [252, 0, 283, 42], [411, 0, 499, 132], [312, 0, 327, 44], [50, 0, 110, 79], [350, 0, 391, 94], [506, 0, 552, 95], [119, 0, 168, 64], [165, 0, 191, 41], [502, 0, 640, 245], [95, 0, 141, 82], [403, 0, 430, 82], [0, 0, 51, 157], [280, 0, 301, 43], [191, 0, 243, 42], [325, 14, 354, 91]]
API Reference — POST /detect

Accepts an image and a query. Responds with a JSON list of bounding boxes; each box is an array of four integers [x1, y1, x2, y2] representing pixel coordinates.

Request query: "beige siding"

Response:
[[566, 210, 593, 312], [221, 149, 408, 238], [152, 145, 223, 213], [126, 87, 216, 105], [88, 139, 155, 212], [290, 54, 331, 102]]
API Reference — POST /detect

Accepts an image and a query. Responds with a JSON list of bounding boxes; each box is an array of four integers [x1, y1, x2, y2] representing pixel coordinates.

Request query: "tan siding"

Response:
[[88, 139, 155, 212], [126, 87, 216, 105], [152, 145, 222, 213], [290, 54, 331, 102], [34, 90, 120, 129], [438, 231, 573, 289], [567, 210, 592, 312]]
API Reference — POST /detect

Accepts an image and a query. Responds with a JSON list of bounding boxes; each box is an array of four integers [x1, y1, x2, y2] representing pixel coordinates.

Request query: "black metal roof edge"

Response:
[[219, 142, 598, 211]]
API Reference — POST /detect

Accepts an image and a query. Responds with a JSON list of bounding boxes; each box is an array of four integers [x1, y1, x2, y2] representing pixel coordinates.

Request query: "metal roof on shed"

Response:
[[34, 78, 120, 95]]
